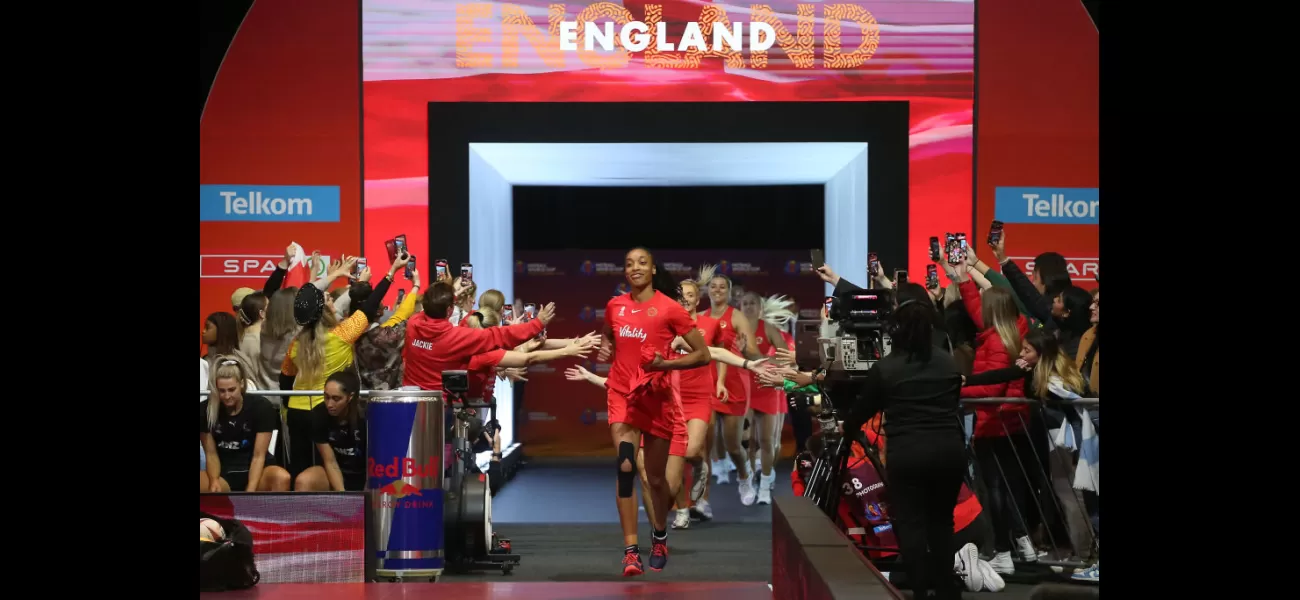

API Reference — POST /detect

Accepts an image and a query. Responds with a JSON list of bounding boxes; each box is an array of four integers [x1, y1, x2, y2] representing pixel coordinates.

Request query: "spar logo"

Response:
[[1010, 256, 1099, 282], [199, 254, 331, 279]]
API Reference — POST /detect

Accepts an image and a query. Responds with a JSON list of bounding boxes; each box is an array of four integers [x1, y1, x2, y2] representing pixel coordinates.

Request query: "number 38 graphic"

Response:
[[841, 477, 864, 495]]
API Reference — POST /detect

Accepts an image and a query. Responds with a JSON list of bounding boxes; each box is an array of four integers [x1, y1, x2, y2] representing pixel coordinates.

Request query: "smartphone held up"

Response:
[[988, 220, 1004, 247]]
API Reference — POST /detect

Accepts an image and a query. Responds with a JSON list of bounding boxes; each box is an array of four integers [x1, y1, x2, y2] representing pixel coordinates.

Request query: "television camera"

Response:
[[797, 287, 895, 516], [820, 288, 894, 373]]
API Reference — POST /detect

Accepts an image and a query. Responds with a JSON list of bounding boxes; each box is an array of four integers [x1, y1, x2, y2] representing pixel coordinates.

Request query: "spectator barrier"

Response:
[[839, 396, 1099, 589], [959, 397, 1099, 571]]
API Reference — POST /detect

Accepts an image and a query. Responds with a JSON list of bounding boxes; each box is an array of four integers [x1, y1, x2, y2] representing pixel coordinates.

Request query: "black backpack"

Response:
[[199, 511, 259, 592]]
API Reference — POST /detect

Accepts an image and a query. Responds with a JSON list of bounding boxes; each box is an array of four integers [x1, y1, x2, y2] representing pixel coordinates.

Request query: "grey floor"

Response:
[[443, 459, 1061, 598]]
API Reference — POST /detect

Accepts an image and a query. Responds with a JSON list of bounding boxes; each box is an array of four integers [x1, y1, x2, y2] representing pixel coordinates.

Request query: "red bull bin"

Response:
[[368, 390, 445, 582]]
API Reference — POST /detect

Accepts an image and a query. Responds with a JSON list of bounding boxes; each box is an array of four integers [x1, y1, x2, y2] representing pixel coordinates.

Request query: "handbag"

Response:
[[199, 511, 260, 592]]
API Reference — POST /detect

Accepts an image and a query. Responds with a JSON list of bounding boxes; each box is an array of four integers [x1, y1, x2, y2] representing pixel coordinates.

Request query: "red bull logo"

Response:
[[377, 480, 423, 499], [368, 457, 439, 479], [370, 458, 439, 508]]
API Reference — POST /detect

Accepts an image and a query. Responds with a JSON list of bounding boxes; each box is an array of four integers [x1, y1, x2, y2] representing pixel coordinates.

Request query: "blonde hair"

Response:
[[479, 289, 505, 313], [292, 308, 340, 385], [979, 287, 1022, 358], [465, 289, 505, 328], [207, 356, 252, 430], [759, 294, 797, 328], [457, 281, 479, 311], [696, 264, 718, 289], [1035, 350, 1086, 401]]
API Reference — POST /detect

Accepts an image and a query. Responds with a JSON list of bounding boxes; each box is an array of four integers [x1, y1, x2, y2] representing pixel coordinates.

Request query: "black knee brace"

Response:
[[617, 441, 636, 497]]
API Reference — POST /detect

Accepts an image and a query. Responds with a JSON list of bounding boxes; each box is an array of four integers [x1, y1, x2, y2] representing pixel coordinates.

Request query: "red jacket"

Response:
[[957, 281, 1029, 438], [401, 312, 543, 393]]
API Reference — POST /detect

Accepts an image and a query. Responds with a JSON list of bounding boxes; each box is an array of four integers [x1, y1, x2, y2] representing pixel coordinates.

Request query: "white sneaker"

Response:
[[1015, 535, 1039, 562], [977, 560, 1006, 592], [671, 508, 691, 530], [1071, 562, 1098, 583], [954, 543, 984, 592], [712, 460, 730, 485], [691, 499, 714, 521], [988, 551, 1014, 575], [738, 478, 758, 506], [691, 462, 710, 502], [757, 473, 774, 505]]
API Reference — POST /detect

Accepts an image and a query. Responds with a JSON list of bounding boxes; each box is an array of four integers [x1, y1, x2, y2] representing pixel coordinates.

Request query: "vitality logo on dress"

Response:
[[618, 325, 647, 342]]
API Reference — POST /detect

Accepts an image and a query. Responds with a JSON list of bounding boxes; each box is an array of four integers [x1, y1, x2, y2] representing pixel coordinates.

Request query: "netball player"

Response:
[[739, 292, 794, 504], [564, 328, 764, 528], [294, 371, 367, 492], [200, 358, 292, 492], [599, 247, 710, 575], [704, 272, 763, 505]]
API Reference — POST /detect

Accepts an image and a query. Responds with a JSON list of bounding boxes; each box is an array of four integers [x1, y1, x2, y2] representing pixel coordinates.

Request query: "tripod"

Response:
[[800, 383, 848, 517]]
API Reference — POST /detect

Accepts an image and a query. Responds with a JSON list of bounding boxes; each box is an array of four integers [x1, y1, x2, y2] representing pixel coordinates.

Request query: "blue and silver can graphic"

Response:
[[367, 391, 445, 577]]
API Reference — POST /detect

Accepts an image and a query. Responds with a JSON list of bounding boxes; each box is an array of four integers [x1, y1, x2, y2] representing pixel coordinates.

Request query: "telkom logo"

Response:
[[993, 187, 1098, 225], [200, 185, 341, 222]]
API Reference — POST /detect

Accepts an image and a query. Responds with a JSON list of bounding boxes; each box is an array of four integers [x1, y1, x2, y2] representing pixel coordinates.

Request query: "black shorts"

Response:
[[222, 470, 250, 492], [219, 455, 279, 492]]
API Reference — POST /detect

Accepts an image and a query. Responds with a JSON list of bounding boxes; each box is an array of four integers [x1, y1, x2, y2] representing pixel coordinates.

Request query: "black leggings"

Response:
[[787, 396, 813, 453], [886, 434, 966, 600], [286, 408, 320, 479], [972, 433, 1035, 553]]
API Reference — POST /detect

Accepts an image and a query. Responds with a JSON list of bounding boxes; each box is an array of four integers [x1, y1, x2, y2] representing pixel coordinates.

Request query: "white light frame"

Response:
[[467, 142, 870, 461]]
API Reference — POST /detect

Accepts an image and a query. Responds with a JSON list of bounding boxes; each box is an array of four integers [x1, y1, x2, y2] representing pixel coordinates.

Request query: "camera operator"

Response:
[[837, 293, 966, 600]]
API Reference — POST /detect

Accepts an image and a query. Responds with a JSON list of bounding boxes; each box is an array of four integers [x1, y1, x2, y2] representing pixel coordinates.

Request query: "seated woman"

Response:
[[294, 371, 368, 492], [200, 358, 291, 492]]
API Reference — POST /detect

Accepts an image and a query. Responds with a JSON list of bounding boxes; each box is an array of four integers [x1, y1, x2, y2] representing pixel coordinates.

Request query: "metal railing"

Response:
[[958, 397, 1099, 569], [198, 389, 443, 398]]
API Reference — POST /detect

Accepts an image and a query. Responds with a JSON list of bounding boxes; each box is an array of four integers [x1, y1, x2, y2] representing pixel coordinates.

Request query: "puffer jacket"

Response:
[[957, 281, 1030, 437]]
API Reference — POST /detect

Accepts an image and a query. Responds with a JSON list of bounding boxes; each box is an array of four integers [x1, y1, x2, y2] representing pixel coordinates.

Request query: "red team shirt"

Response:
[[711, 306, 749, 416], [672, 310, 721, 423], [467, 349, 506, 400], [604, 291, 696, 445], [749, 322, 783, 415]]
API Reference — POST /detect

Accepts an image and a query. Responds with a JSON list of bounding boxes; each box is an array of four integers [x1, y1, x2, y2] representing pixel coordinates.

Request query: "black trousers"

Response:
[[879, 509, 995, 589], [972, 433, 1035, 553], [887, 434, 966, 600], [786, 396, 813, 453]]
